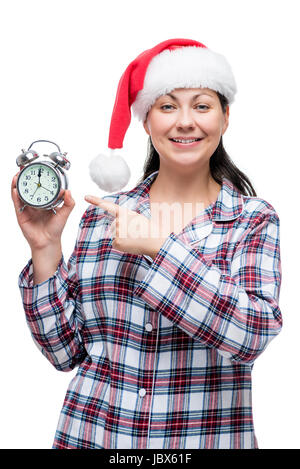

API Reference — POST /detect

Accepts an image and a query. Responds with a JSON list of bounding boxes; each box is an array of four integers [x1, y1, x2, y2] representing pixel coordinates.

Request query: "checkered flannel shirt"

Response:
[[19, 170, 282, 449]]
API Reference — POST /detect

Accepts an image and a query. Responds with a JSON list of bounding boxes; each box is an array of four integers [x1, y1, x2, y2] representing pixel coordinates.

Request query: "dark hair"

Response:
[[137, 92, 257, 197]]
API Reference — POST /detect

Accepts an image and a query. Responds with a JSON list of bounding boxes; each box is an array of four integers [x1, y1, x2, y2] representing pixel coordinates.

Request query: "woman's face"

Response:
[[143, 88, 229, 171]]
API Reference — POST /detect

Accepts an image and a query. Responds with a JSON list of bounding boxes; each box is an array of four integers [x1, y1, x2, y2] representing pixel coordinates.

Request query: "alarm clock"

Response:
[[16, 140, 71, 214]]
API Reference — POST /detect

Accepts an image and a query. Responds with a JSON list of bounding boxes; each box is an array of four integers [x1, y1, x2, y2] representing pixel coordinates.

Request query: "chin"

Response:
[[171, 152, 206, 164]]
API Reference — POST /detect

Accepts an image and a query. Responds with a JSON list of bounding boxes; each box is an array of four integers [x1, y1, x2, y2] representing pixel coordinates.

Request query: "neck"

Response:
[[149, 164, 221, 207]]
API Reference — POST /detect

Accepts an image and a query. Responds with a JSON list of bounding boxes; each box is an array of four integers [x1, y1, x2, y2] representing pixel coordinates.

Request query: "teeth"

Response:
[[172, 138, 200, 143]]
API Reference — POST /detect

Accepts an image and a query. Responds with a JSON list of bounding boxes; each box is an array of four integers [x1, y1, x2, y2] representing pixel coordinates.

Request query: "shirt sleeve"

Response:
[[18, 216, 88, 372], [133, 211, 282, 364]]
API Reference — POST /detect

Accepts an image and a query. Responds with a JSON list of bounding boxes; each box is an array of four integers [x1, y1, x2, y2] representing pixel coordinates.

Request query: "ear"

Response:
[[143, 119, 150, 136], [222, 105, 230, 135]]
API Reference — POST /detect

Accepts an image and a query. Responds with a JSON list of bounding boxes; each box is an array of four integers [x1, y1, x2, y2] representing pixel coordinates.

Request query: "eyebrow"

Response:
[[165, 92, 214, 101]]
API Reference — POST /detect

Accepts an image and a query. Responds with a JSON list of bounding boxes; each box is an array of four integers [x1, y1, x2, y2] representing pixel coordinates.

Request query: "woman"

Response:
[[12, 38, 282, 449]]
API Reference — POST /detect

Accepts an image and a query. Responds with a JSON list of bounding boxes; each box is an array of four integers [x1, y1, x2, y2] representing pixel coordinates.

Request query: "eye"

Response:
[[160, 104, 175, 111], [195, 104, 209, 111]]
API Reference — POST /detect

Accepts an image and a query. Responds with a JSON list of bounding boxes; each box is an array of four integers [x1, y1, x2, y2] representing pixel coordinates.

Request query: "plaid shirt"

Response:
[[19, 170, 282, 449]]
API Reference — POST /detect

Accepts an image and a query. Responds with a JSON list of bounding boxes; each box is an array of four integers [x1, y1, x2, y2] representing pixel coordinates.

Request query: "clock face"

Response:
[[17, 163, 61, 207]]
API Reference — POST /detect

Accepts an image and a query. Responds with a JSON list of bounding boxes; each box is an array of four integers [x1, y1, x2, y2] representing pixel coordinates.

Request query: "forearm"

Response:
[[19, 250, 86, 371], [31, 242, 63, 285], [133, 232, 282, 363]]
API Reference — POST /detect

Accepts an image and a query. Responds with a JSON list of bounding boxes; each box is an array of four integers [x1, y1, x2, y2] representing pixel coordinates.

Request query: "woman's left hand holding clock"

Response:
[[11, 173, 75, 284]]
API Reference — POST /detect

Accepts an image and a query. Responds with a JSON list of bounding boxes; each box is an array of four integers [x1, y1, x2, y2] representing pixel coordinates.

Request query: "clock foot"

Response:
[[19, 204, 27, 212]]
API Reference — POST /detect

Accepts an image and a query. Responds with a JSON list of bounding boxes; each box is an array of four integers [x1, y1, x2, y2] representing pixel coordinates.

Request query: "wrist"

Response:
[[31, 242, 62, 260], [144, 237, 166, 260], [31, 243, 63, 285]]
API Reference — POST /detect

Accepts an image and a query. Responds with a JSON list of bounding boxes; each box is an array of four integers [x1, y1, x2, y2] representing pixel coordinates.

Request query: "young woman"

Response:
[[12, 38, 282, 449]]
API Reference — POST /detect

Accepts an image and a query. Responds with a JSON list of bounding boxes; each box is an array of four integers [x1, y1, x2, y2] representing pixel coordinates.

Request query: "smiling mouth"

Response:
[[169, 138, 203, 144]]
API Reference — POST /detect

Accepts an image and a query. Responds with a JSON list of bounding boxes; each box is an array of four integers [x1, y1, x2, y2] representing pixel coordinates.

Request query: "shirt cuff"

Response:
[[18, 256, 66, 309], [133, 232, 209, 312]]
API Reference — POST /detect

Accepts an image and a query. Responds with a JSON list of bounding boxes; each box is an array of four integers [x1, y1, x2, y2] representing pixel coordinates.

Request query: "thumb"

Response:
[[63, 189, 75, 208], [59, 190, 75, 217]]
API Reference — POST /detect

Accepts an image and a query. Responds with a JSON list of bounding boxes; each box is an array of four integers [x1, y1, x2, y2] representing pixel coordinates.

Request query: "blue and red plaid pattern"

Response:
[[18, 171, 282, 449]]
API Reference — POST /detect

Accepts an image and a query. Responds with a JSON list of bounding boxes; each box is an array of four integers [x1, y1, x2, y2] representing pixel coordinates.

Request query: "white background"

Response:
[[0, 0, 298, 449]]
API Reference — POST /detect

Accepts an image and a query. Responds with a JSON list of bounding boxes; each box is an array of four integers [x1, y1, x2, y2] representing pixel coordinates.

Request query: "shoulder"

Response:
[[239, 194, 280, 230]]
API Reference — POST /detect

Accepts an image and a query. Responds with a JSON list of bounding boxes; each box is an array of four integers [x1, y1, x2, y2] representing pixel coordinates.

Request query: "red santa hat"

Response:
[[89, 38, 237, 193]]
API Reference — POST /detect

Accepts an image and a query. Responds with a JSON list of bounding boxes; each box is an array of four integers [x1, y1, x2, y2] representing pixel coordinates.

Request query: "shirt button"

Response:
[[139, 388, 146, 398], [145, 323, 153, 332]]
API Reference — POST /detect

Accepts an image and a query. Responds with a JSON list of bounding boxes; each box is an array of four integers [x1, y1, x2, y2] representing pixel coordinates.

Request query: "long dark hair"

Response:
[[137, 92, 256, 197]]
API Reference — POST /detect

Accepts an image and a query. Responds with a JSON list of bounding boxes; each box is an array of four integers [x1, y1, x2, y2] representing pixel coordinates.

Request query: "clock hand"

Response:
[[31, 185, 40, 199], [38, 184, 53, 193], [33, 170, 42, 190], [33, 181, 55, 196], [34, 181, 51, 192]]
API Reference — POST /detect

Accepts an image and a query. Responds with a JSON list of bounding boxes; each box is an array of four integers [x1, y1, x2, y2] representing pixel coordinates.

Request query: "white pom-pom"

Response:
[[89, 150, 131, 193]]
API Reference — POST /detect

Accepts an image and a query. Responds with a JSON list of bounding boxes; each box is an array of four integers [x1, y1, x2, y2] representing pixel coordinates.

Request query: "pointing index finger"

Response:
[[84, 195, 120, 217]]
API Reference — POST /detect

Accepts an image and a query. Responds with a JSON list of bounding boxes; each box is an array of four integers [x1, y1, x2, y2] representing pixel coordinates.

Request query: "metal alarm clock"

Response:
[[16, 140, 71, 214]]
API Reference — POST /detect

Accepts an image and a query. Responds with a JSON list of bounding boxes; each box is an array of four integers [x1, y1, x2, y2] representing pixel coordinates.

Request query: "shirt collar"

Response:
[[211, 178, 244, 222], [120, 170, 244, 222]]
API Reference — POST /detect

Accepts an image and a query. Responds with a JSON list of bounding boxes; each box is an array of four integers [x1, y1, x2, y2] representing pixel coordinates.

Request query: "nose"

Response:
[[176, 108, 196, 130]]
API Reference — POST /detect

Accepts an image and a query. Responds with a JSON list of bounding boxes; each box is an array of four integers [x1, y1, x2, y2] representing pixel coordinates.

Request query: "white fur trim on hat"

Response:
[[132, 46, 237, 122]]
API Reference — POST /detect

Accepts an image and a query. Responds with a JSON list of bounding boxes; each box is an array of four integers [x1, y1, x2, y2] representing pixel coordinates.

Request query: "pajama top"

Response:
[[18, 170, 282, 449]]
